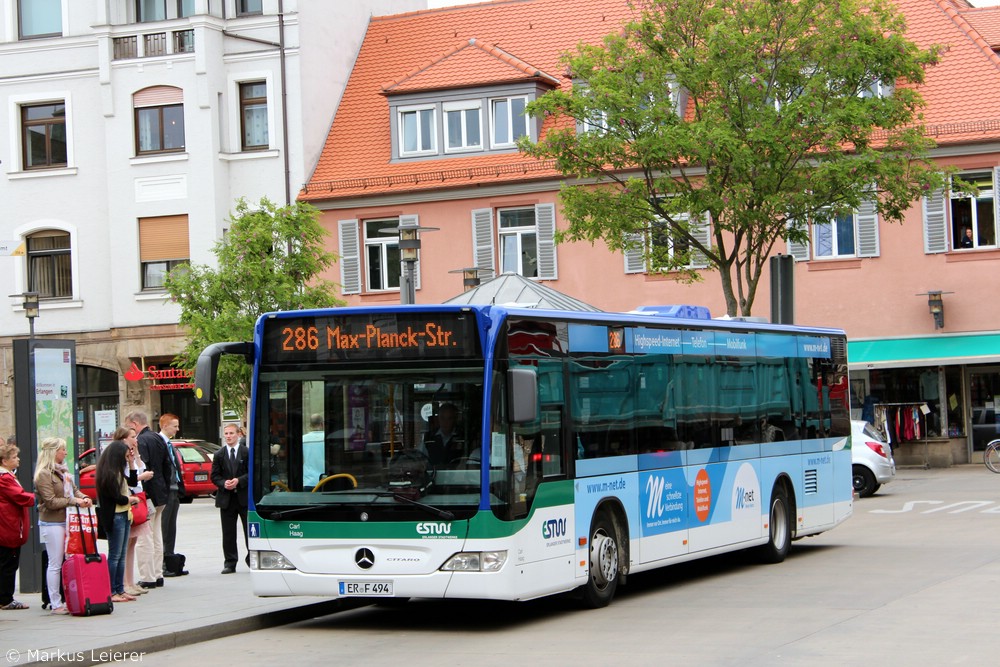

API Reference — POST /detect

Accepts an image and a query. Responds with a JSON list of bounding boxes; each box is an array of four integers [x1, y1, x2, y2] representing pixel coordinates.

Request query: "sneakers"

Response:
[[125, 585, 147, 596], [51, 606, 70, 615]]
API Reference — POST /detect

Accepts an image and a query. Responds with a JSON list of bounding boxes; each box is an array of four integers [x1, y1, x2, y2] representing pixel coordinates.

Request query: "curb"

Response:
[[19, 600, 343, 666]]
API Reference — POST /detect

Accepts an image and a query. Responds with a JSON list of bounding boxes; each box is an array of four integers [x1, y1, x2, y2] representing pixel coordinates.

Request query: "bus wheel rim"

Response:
[[591, 531, 618, 589]]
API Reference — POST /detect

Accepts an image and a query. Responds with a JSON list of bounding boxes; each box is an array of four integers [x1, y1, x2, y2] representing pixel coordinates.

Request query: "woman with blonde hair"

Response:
[[115, 426, 153, 597], [33, 437, 91, 615]]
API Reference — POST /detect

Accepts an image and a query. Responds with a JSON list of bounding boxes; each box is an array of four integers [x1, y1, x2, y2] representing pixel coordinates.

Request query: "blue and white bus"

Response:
[[194, 304, 852, 607]]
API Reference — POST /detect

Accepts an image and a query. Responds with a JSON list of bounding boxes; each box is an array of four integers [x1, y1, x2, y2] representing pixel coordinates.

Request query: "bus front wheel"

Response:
[[757, 485, 791, 564], [583, 512, 620, 608]]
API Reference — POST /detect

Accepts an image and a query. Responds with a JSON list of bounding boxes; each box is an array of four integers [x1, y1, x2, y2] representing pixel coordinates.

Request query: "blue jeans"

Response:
[[106, 512, 131, 595]]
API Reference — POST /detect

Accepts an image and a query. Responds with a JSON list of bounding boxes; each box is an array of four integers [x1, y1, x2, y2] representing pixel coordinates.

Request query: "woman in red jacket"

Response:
[[0, 442, 36, 610]]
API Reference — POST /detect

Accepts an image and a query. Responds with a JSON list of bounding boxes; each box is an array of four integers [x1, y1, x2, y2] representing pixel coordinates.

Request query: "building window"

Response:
[[139, 215, 190, 290], [364, 219, 401, 291], [498, 208, 538, 278], [18, 0, 62, 39], [398, 106, 436, 156], [951, 172, 997, 249], [136, 0, 166, 22], [490, 95, 528, 148], [27, 231, 72, 299], [21, 102, 67, 170], [444, 101, 482, 152], [814, 213, 857, 258], [239, 82, 268, 150], [134, 86, 185, 155], [178, 0, 195, 17], [237, 0, 262, 16]]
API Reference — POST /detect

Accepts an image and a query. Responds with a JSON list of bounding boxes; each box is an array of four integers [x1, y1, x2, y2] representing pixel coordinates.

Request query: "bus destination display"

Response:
[[262, 312, 481, 363]]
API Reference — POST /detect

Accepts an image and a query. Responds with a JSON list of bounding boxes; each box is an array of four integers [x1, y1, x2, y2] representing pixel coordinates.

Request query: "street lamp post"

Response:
[[449, 267, 482, 292], [380, 222, 438, 304], [21, 291, 39, 339]]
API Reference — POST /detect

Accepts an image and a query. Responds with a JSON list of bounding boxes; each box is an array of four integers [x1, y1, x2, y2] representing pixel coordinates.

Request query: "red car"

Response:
[[76, 440, 215, 502]]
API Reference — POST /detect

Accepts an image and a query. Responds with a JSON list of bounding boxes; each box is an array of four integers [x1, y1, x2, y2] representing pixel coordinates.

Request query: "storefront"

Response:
[[848, 333, 1000, 466]]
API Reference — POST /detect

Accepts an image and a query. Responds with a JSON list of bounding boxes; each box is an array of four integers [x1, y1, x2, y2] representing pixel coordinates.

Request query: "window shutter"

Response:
[[133, 86, 183, 108], [535, 203, 557, 280], [786, 218, 810, 260], [399, 214, 420, 290], [688, 213, 710, 269], [855, 198, 880, 257], [471, 208, 496, 280], [623, 232, 645, 274], [338, 219, 361, 295], [922, 187, 948, 254], [139, 215, 189, 261]]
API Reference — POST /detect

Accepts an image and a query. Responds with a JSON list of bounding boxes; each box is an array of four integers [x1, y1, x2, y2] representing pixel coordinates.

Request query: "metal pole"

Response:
[[405, 260, 416, 305]]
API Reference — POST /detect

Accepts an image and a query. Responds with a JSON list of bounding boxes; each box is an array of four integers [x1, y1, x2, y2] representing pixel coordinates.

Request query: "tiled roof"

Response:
[[382, 38, 561, 94], [302, 0, 1000, 202]]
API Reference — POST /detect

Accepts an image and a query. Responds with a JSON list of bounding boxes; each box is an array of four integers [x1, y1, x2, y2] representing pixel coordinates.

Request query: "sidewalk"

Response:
[[2, 499, 339, 666]]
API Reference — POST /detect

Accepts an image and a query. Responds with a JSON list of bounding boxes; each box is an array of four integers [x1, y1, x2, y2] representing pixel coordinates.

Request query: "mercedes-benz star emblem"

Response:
[[355, 548, 375, 570]]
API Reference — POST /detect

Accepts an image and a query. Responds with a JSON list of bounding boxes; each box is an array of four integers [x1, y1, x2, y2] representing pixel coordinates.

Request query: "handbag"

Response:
[[131, 492, 149, 526], [65, 506, 99, 555]]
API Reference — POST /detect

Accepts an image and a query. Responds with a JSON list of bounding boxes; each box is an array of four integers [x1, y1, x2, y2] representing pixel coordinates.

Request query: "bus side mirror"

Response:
[[508, 367, 538, 424], [194, 342, 254, 406]]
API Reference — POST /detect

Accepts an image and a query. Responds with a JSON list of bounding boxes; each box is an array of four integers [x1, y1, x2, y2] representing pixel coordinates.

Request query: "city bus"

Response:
[[194, 304, 852, 607]]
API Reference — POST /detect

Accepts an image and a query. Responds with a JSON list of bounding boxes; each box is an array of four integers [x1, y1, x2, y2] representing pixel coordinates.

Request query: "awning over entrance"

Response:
[[848, 333, 1000, 370]]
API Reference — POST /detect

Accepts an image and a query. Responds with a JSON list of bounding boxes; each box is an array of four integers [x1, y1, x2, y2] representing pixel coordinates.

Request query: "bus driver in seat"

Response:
[[420, 403, 464, 466]]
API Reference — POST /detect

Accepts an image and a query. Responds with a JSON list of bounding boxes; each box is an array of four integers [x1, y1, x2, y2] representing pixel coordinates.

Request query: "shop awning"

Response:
[[848, 333, 1000, 370]]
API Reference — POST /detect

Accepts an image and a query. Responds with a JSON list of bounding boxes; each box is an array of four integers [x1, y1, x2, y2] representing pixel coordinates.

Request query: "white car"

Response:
[[851, 419, 896, 497]]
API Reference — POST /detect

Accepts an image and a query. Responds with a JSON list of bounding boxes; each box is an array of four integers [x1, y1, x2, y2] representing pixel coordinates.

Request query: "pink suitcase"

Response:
[[62, 508, 113, 616]]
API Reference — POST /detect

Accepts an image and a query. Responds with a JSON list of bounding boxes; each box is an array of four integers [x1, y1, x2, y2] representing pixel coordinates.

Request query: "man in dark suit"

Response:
[[210, 423, 249, 574], [125, 410, 170, 588]]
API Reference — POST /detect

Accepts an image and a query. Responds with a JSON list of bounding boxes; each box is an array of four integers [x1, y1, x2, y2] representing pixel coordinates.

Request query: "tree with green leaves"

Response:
[[165, 198, 341, 414], [521, 0, 949, 316]]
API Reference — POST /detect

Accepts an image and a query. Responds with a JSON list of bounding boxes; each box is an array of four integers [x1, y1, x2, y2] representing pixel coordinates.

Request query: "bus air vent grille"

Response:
[[804, 469, 819, 494]]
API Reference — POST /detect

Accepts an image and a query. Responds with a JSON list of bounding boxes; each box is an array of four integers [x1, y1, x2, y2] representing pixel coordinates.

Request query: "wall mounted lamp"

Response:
[[916, 290, 952, 330]]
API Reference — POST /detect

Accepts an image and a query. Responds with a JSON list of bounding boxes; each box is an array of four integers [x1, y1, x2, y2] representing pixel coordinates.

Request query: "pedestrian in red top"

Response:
[[0, 442, 36, 610]]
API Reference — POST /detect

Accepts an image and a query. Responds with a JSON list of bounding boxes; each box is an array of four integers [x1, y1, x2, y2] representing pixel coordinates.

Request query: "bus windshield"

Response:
[[254, 365, 485, 521]]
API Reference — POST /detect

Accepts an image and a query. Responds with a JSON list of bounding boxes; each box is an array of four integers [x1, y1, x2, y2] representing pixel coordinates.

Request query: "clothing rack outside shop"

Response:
[[867, 401, 932, 469]]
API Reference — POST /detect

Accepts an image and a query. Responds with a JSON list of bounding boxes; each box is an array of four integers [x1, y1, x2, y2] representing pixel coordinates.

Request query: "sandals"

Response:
[[1, 600, 29, 610], [111, 593, 135, 603]]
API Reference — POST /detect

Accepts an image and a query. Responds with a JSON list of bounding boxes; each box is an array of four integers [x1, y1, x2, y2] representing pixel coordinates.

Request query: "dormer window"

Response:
[[490, 95, 528, 148], [444, 100, 482, 152], [398, 105, 437, 156]]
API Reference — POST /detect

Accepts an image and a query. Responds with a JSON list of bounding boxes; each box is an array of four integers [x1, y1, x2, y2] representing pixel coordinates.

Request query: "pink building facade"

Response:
[[302, 0, 1000, 465]]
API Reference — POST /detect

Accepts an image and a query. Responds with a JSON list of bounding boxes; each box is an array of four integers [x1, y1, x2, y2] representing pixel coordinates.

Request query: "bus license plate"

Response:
[[194, 473, 208, 482], [339, 581, 393, 596]]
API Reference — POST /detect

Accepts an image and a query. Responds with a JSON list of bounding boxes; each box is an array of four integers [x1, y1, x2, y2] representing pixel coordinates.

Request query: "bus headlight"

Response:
[[441, 550, 507, 572], [250, 550, 296, 571]]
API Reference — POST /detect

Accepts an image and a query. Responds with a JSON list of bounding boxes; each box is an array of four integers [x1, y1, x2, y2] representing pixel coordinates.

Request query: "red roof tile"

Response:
[[302, 0, 1000, 202]]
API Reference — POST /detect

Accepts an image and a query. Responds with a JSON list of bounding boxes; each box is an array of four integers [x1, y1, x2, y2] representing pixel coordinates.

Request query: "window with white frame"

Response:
[[787, 199, 879, 260], [237, 0, 262, 16], [18, 0, 62, 39], [399, 105, 437, 155], [490, 95, 528, 148], [623, 213, 710, 274], [239, 81, 268, 150], [951, 171, 997, 249], [364, 219, 402, 291], [499, 208, 538, 278], [27, 230, 72, 298], [138, 215, 189, 291], [21, 102, 67, 169], [134, 86, 185, 155], [136, 0, 165, 22], [444, 100, 482, 152]]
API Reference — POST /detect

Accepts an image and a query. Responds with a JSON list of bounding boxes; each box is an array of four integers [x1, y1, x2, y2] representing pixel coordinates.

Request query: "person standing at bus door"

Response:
[[420, 403, 463, 465], [212, 423, 249, 574], [158, 413, 187, 577], [125, 410, 169, 589], [302, 414, 325, 489], [960, 227, 974, 248]]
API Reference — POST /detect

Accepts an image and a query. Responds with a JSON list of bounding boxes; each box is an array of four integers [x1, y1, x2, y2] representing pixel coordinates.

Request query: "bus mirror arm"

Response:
[[194, 341, 254, 407], [508, 367, 538, 424]]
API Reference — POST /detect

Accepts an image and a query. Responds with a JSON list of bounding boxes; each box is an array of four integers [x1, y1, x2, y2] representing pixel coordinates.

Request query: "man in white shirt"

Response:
[[301, 414, 325, 489]]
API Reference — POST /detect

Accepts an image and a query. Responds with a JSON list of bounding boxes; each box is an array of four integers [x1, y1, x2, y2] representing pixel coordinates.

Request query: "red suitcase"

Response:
[[62, 508, 113, 616]]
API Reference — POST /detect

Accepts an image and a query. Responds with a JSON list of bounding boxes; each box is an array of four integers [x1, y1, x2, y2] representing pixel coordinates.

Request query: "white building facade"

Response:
[[0, 0, 425, 445]]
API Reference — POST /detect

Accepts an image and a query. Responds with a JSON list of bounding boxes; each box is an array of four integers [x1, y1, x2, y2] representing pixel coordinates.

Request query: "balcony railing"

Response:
[[112, 29, 194, 60]]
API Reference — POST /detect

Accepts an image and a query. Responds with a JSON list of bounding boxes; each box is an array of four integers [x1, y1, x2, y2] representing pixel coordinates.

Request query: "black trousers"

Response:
[[219, 503, 248, 569], [0, 545, 21, 606], [161, 488, 180, 560]]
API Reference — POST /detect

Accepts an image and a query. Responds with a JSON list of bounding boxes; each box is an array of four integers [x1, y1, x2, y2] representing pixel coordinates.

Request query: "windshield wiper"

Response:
[[266, 504, 329, 519], [315, 489, 456, 521]]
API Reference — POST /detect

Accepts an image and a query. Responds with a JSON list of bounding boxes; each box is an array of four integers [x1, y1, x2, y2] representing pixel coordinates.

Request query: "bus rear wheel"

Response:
[[757, 486, 791, 564], [583, 512, 620, 608]]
